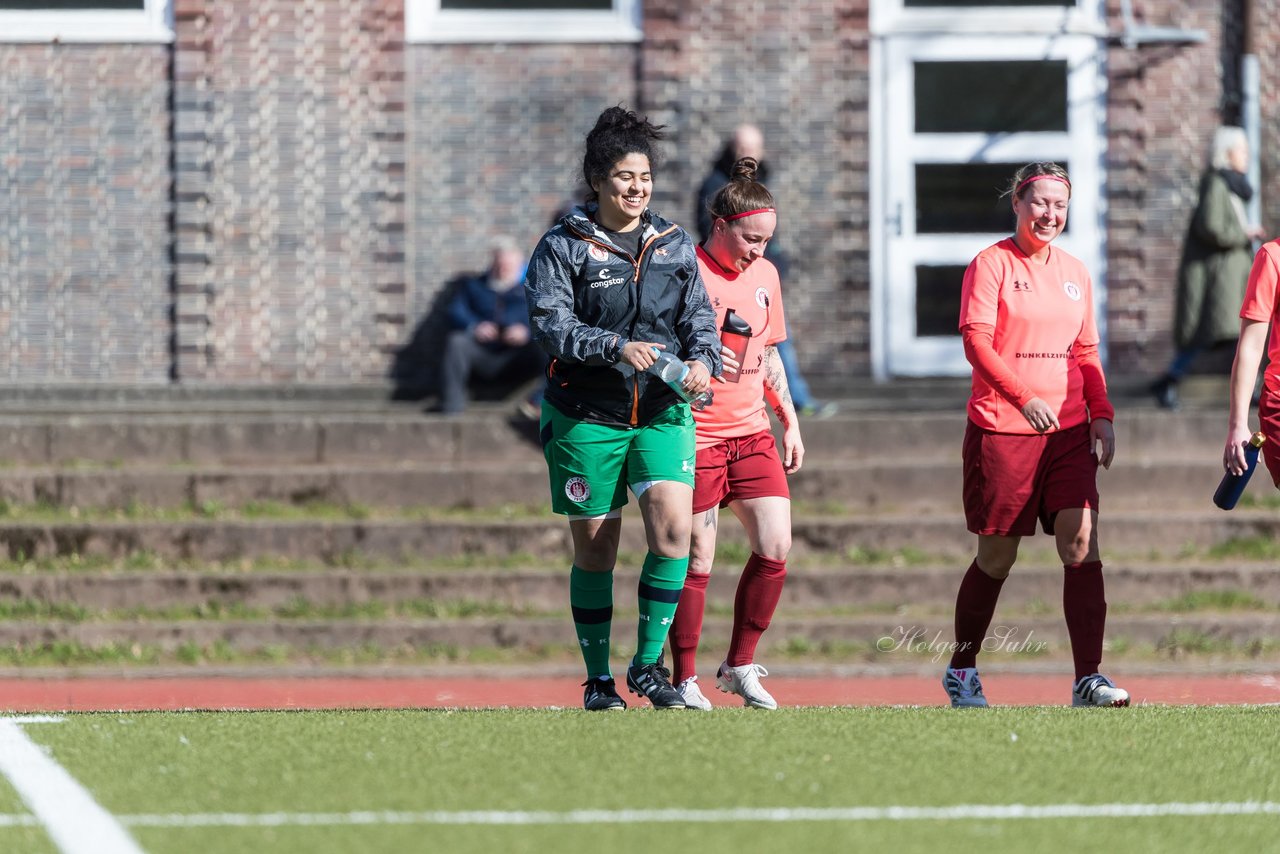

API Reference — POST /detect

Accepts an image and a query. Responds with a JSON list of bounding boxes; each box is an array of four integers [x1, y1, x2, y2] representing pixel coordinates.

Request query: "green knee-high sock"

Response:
[[634, 552, 688, 666], [570, 566, 614, 679]]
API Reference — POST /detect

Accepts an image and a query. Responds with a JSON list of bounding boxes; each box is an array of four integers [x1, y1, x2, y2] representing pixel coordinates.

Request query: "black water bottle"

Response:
[[719, 308, 753, 383], [1214, 432, 1266, 510]]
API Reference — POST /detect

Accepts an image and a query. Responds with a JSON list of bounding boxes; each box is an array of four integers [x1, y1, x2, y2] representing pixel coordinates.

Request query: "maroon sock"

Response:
[[1063, 560, 1106, 681], [670, 572, 709, 683], [949, 559, 1005, 670], [726, 553, 787, 667]]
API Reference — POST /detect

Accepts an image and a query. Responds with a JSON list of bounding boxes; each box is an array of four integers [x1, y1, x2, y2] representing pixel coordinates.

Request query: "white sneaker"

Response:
[[677, 676, 713, 711], [1072, 673, 1130, 707], [942, 667, 988, 708], [716, 661, 778, 710]]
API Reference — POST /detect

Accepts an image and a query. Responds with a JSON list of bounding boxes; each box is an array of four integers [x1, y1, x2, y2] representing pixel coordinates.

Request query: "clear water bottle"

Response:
[[648, 349, 713, 410], [1214, 431, 1266, 510]]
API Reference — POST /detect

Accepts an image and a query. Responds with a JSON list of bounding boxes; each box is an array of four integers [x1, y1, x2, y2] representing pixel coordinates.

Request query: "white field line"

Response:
[[0, 801, 1252, 828], [0, 814, 39, 826], [0, 717, 146, 854]]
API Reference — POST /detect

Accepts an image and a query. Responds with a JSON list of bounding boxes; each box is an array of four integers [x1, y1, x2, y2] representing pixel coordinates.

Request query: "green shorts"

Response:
[[540, 399, 696, 516]]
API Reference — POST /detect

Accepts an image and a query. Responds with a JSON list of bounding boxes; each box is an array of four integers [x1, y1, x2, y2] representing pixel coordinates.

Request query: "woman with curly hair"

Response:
[[524, 106, 721, 710]]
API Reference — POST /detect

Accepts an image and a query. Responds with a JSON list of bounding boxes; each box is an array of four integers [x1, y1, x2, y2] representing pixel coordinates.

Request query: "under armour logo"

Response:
[[660, 617, 671, 626], [580, 638, 590, 647], [1013, 280, 1031, 292], [682, 460, 692, 472]]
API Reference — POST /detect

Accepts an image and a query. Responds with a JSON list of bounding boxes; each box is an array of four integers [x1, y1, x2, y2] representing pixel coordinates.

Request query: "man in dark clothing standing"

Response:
[[439, 236, 547, 415], [696, 125, 770, 246]]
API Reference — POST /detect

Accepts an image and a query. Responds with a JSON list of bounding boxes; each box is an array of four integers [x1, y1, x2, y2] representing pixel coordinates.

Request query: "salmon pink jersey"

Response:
[[1238, 240, 1280, 393], [693, 244, 787, 450], [960, 238, 1110, 434]]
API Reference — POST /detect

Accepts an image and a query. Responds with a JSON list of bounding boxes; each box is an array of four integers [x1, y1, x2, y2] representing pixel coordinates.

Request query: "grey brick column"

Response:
[[171, 0, 407, 383]]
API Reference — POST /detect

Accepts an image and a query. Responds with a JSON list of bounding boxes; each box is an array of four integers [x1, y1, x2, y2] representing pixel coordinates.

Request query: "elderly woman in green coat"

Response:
[[1152, 126, 1265, 410]]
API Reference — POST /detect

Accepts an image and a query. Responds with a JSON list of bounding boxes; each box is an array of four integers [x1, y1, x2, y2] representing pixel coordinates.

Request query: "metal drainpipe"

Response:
[[1243, 0, 1262, 229]]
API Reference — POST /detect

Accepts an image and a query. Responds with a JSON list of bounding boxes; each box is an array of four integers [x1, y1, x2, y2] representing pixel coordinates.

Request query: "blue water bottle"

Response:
[[1213, 432, 1266, 510]]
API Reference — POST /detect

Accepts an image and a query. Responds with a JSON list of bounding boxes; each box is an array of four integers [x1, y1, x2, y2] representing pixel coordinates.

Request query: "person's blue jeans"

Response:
[[1165, 345, 1203, 381], [777, 334, 813, 409]]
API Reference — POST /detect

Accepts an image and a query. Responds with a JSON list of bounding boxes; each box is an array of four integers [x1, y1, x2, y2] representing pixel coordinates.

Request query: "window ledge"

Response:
[[0, 9, 173, 44], [407, 3, 641, 44]]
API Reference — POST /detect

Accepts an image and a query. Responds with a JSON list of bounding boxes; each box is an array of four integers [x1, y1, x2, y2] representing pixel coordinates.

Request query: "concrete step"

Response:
[[0, 413, 538, 467], [0, 511, 1277, 564], [0, 374, 1225, 413], [804, 407, 1233, 461], [1, 565, 1276, 612], [788, 457, 1267, 512], [0, 512, 1274, 563], [0, 383, 401, 410], [0, 614, 1272, 658], [0, 464, 553, 510], [0, 455, 1256, 512], [0, 405, 1242, 467]]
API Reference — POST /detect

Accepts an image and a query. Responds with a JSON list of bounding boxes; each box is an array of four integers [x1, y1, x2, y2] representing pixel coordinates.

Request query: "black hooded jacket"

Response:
[[524, 204, 721, 426]]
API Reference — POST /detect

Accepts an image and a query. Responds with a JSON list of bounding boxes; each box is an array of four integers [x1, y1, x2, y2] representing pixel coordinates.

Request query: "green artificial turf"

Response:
[[0, 705, 1274, 853]]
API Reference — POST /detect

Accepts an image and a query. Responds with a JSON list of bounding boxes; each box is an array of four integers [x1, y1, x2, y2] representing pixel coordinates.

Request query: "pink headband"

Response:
[[1016, 174, 1071, 194], [719, 207, 776, 223]]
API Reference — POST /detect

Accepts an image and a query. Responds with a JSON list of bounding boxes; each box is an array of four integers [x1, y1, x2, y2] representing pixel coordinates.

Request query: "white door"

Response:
[[870, 2, 1107, 378]]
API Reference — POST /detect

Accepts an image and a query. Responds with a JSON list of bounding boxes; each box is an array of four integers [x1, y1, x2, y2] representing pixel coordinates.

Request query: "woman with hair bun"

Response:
[[666, 156, 804, 711], [524, 105, 721, 711], [943, 162, 1128, 710]]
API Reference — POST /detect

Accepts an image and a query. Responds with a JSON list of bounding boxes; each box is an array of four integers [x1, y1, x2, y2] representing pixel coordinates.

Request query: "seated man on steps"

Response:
[[438, 236, 547, 415]]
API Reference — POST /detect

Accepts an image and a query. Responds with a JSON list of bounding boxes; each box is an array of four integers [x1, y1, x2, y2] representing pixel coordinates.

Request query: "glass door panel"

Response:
[[914, 61, 1067, 133]]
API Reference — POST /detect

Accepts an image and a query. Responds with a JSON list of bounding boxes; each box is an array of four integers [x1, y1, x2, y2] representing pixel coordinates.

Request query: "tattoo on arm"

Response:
[[762, 345, 792, 427]]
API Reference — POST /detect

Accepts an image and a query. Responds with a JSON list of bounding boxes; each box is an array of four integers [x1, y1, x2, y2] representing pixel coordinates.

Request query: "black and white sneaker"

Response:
[[626, 660, 686, 709], [582, 676, 627, 711], [1072, 673, 1130, 707], [942, 667, 988, 708]]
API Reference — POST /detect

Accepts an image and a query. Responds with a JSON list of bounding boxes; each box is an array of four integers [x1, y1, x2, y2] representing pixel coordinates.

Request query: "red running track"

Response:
[[1, 674, 1278, 712]]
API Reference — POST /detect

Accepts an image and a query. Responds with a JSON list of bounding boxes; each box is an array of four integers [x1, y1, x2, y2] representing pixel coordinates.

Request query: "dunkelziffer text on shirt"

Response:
[[1014, 351, 1074, 360]]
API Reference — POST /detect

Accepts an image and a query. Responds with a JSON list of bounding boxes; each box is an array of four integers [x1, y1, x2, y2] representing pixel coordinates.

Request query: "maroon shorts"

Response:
[[692, 430, 790, 514], [962, 419, 1099, 537], [1259, 386, 1280, 487]]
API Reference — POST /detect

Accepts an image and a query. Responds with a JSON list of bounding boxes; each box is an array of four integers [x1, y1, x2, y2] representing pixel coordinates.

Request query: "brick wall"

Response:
[[0, 44, 171, 383], [1104, 0, 1259, 374], [0, 1, 1273, 387], [1251, 0, 1280, 231], [641, 0, 872, 380], [171, 0, 406, 382], [401, 42, 638, 393], [406, 1, 871, 387]]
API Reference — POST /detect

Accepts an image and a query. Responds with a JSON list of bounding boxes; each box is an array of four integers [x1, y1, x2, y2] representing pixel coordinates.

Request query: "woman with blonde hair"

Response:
[[1152, 125, 1264, 409], [943, 162, 1128, 709]]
